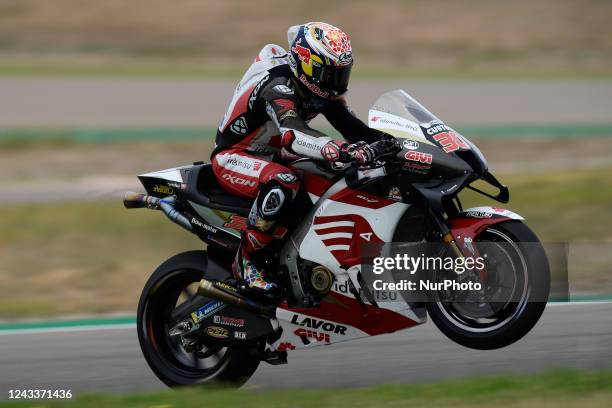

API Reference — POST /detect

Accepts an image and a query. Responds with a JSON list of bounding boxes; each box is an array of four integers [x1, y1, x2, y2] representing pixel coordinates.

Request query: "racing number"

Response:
[[433, 132, 469, 153]]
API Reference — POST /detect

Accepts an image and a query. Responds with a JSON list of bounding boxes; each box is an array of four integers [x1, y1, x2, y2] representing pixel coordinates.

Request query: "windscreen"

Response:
[[368, 89, 487, 171]]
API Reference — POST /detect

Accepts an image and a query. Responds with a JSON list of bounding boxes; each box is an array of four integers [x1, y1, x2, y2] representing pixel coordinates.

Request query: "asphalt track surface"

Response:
[[2, 78, 612, 127], [0, 303, 610, 397]]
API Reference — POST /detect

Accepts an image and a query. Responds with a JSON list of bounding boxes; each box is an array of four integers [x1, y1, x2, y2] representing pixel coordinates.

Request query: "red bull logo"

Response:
[[292, 39, 311, 64]]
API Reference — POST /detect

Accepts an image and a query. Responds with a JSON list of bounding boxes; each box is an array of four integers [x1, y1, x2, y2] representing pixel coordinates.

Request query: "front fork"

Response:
[[428, 209, 489, 284], [428, 209, 465, 258]]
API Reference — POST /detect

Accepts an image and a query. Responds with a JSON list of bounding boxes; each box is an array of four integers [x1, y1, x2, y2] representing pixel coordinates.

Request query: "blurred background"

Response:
[[0, 0, 611, 399], [0, 0, 610, 319]]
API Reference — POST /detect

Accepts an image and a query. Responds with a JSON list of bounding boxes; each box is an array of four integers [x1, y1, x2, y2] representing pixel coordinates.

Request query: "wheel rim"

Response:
[[435, 228, 530, 333], [141, 269, 231, 382]]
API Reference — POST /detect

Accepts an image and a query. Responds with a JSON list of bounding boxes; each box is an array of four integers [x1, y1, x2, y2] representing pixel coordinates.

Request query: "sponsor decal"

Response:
[[206, 325, 229, 339], [402, 140, 420, 150], [422, 120, 451, 135], [405, 150, 433, 164], [279, 109, 298, 121], [276, 342, 296, 351], [214, 281, 238, 293], [248, 74, 269, 109], [292, 39, 311, 64], [277, 172, 297, 184], [356, 194, 379, 203], [387, 186, 402, 202], [230, 117, 248, 135], [261, 189, 284, 216], [291, 314, 347, 335], [234, 331, 247, 340], [370, 111, 422, 135], [191, 217, 218, 234], [294, 328, 330, 343], [222, 173, 257, 188], [332, 281, 351, 294], [217, 154, 266, 176], [152, 184, 174, 195], [338, 51, 353, 65], [223, 214, 247, 230], [273, 84, 294, 95], [299, 74, 329, 98], [374, 290, 398, 301], [432, 131, 470, 153], [321, 142, 340, 161], [213, 315, 245, 327], [295, 135, 325, 153], [465, 210, 493, 218], [191, 300, 226, 323], [403, 162, 430, 174]]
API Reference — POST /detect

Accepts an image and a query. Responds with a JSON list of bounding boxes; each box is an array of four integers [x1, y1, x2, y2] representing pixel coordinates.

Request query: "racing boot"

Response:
[[233, 228, 278, 293]]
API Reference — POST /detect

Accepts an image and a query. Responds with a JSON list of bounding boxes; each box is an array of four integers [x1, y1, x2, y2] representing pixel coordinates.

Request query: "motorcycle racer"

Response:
[[211, 22, 390, 294]]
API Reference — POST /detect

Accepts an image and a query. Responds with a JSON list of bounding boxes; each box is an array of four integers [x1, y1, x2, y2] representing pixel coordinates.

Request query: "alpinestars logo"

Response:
[[230, 117, 248, 135], [276, 173, 297, 184], [273, 84, 294, 95]]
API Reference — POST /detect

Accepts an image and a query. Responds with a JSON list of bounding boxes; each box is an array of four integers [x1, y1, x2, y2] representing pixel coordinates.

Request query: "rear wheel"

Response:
[[137, 251, 261, 387], [426, 221, 550, 350]]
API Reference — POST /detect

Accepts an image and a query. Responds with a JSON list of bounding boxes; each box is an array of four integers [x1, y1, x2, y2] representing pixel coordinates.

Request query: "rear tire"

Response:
[[137, 250, 261, 387], [426, 221, 550, 350]]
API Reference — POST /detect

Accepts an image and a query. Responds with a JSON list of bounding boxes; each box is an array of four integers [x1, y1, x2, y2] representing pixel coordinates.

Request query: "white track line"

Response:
[[0, 323, 136, 336]]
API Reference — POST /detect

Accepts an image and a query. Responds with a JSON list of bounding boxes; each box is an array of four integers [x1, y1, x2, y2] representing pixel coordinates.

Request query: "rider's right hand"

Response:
[[345, 141, 378, 164], [322, 139, 398, 165]]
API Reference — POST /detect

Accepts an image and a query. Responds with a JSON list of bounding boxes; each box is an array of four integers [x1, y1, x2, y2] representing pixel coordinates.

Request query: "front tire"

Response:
[[426, 221, 550, 350], [137, 250, 261, 387]]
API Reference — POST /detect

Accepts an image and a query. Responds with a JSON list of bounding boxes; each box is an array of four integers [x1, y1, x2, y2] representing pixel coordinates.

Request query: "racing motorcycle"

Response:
[[124, 90, 550, 387]]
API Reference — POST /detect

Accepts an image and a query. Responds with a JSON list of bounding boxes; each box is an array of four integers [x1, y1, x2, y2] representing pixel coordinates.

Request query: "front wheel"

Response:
[[427, 221, 550, 350], [137, 250, 261, 387]]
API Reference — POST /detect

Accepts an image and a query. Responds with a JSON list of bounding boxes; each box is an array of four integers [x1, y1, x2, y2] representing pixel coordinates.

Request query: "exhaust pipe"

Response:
[[123, 192, 192, 231], [198, 279, 274, 317]]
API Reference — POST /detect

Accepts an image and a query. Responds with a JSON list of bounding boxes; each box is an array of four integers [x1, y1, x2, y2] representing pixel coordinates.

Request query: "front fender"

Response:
[[448, 206, 524, 249]]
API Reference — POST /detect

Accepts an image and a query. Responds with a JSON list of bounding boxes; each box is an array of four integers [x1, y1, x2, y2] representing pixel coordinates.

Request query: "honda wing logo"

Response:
[[313, 216, 355, 262]]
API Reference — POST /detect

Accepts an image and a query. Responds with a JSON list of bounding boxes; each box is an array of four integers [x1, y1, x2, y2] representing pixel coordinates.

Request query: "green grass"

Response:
[[1, 369, 611, 408], [0, 201, 202, 318], [460, 167, 612, 241]]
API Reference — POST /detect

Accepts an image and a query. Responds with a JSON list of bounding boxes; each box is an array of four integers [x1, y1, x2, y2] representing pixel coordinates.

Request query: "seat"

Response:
[[181, 164, 254, 217]]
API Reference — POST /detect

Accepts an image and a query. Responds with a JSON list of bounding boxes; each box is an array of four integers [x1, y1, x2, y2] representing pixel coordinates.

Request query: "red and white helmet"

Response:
[[287, 22, 353, 98]]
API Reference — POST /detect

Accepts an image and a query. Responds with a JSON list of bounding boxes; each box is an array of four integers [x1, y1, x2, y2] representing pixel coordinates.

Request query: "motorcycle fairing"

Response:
[[271, 174, 426, 351]]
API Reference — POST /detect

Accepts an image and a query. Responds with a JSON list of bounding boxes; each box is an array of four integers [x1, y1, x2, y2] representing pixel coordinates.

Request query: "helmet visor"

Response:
[[313, 63, 352, 95]]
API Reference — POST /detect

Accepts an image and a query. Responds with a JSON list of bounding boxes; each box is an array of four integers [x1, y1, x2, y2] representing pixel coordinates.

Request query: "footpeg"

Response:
[[262, 349, 288, 365]]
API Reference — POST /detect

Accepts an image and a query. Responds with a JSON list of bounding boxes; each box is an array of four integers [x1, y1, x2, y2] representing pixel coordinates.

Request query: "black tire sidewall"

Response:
[[136, 250, 260, 387], [426, 221, 550, 350]]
